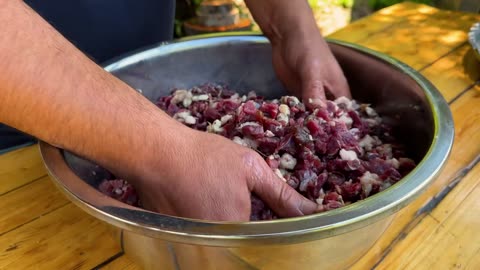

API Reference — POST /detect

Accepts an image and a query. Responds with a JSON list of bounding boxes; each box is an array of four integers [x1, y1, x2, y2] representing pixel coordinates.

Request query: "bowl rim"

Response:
[[39, 33, 454, 246], [468, 22, 480, 61]]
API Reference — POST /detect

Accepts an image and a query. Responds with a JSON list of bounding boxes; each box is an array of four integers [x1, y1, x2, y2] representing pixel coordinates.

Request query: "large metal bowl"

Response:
[[40, 34, 454, 270]]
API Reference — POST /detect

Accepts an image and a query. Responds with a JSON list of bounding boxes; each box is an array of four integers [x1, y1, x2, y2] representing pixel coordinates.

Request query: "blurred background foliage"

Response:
[[175, 0, 478, 37]]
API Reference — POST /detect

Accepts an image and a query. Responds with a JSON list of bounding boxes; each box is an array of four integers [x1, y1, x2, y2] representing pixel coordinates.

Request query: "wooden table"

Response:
[[1, 3, 479, 269]]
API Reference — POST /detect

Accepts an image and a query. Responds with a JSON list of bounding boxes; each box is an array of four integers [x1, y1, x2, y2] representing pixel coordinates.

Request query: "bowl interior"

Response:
[[35, 35, 460, 246], [65, 36, 434, 190]]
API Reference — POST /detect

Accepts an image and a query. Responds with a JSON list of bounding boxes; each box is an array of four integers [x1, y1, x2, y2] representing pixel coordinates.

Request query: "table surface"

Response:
[[1, 2, 479, 270]]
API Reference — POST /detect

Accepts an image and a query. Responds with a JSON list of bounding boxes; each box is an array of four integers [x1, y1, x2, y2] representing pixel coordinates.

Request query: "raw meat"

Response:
[[98, 83, 416, 221]]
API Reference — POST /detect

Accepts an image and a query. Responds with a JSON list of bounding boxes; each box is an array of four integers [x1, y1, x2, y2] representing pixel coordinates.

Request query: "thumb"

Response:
[[248, 166, 318, 218]]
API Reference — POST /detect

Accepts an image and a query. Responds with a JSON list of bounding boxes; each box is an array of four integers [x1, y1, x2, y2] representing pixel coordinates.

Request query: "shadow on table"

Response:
[[462, 48, 480, 84]]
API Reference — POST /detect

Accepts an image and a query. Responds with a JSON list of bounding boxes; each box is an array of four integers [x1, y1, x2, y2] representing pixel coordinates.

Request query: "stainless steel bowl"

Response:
[[40, 34, 454, 270], [469, 22, 480, 61]]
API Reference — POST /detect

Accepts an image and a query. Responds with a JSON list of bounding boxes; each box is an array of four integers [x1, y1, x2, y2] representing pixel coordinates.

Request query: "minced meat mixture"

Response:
[[98, 83, 416, 221]]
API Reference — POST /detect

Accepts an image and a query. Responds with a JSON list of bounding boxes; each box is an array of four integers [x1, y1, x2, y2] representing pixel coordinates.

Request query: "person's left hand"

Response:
[[270, 28, 351, 106]]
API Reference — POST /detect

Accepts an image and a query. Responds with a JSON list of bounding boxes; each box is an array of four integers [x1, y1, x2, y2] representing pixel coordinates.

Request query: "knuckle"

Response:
[[241, 150, 267, 189], [277, 183, 295, 209]]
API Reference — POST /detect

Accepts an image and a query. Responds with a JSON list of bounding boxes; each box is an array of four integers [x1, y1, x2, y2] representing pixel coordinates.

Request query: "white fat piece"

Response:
[[360, 171, 381, 197], [174, 111, 197, 125], [386, 158, 400, 169], [337, 114, 353, 126], [281, 96, 300, 105], [238, 121, 262, 129], [339, 149, 358, 161], [365, 106, 378, 117], [171, 89, 193, 108], [191, 94, 209, 102], [207, 119, 224, 133], [265, 130, 275, 137], [220, 114, 233, 125], [277, 104, 291, 124], [359, 135, 376, 151], [232, 136, 258, 149], [279, 153, 297, 170], [334, 96, 353, 110]]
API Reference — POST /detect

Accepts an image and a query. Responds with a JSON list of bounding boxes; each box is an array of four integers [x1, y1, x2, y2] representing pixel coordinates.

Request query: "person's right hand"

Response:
[[130, 127, 318, 221], [270, 29, 351, 107]]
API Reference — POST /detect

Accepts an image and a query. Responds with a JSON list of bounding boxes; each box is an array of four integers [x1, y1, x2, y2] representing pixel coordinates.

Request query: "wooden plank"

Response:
[[466, 248, 480, 270], [0, 204, 121, 270], [354, 9, 480, 70], [374, 163, 480, 269], [421, 43, 480, 101], [378, 215, 442, 270], [429, 157, 480, 223], [329, 3, 438, 43], [0, 144, 46, 194], [99, 255, 140, 270], [351, 87, 480, 269], [0, 176, 69, 235], [331, 4, 479, 103]]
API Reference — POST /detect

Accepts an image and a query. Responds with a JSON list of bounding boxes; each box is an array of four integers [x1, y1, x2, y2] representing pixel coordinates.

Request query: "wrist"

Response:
[[124, 113, 197, 187], [247, 0, 319, 45]]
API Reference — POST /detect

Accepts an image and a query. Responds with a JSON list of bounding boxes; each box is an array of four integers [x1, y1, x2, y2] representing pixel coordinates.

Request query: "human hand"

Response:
[[131, 127, 317, 221], [271, 29, 351, 106]]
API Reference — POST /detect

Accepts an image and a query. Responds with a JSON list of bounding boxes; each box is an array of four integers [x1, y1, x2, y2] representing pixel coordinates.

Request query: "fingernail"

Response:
[[300, 199, 318, 215], [307, 98, 326, 108]]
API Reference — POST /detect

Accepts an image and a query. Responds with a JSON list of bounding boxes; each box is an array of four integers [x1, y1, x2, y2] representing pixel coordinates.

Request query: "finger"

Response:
[[181, 187, 251, 222], [272, 52, 301, 96], [300, 59, 351, 105], [300, 65, 327, 106], [248, 166, 318, 218], [326, 61, 351, 99]]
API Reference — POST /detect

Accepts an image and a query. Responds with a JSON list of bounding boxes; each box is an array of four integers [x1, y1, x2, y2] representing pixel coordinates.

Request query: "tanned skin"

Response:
[[0, 1, 349, 221]]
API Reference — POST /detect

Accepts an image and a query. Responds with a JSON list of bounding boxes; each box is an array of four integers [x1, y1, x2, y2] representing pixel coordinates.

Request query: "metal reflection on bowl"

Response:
[[39, 34, 454, 270]]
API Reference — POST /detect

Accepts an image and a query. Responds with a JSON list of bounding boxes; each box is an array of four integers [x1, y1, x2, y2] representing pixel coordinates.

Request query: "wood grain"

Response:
[[0, 176, 69, 235], [421, 44, 480, 101], [0, 204, 121, 270], [351, 87, 480, 269], [329, 3, 438, 43], [374, 163, 480, 269], [466, 248, 480, 270], [0, 3, 478, 270], [99, 255, 140, 270], [100, 4, 480, 269], [354, 9, 480, 70], [0, 145, 46, 194]]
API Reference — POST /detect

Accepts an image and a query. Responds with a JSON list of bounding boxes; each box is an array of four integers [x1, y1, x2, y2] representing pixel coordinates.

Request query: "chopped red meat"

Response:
[[98, 179, 139, 207], [98, 83, 416, 221]]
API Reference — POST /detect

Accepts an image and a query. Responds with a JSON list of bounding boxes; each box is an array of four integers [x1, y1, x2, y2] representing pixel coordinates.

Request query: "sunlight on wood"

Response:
[[466, 249, 480, 270], [0, 176, 68, 234], [0, 3, 479, 270], [328, 2, 439, 43], [418, 6, 438, 14], [422, 45, 480, 101], [378, 2, 436, 16], [375, 164, 480, 269], [0, 145, 46, 194], [101, 256, 140, 270], [356, 11, 479, 69], [439, 30, 468, 44], [408, 14, 429, 21], [0, 204, 121, 270], [351, 88, 480, 269]]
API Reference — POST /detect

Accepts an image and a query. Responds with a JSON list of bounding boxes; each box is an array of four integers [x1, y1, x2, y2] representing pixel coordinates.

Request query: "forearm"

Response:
[[244, 0, 320, 43], [0, 1, 186, 180]]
